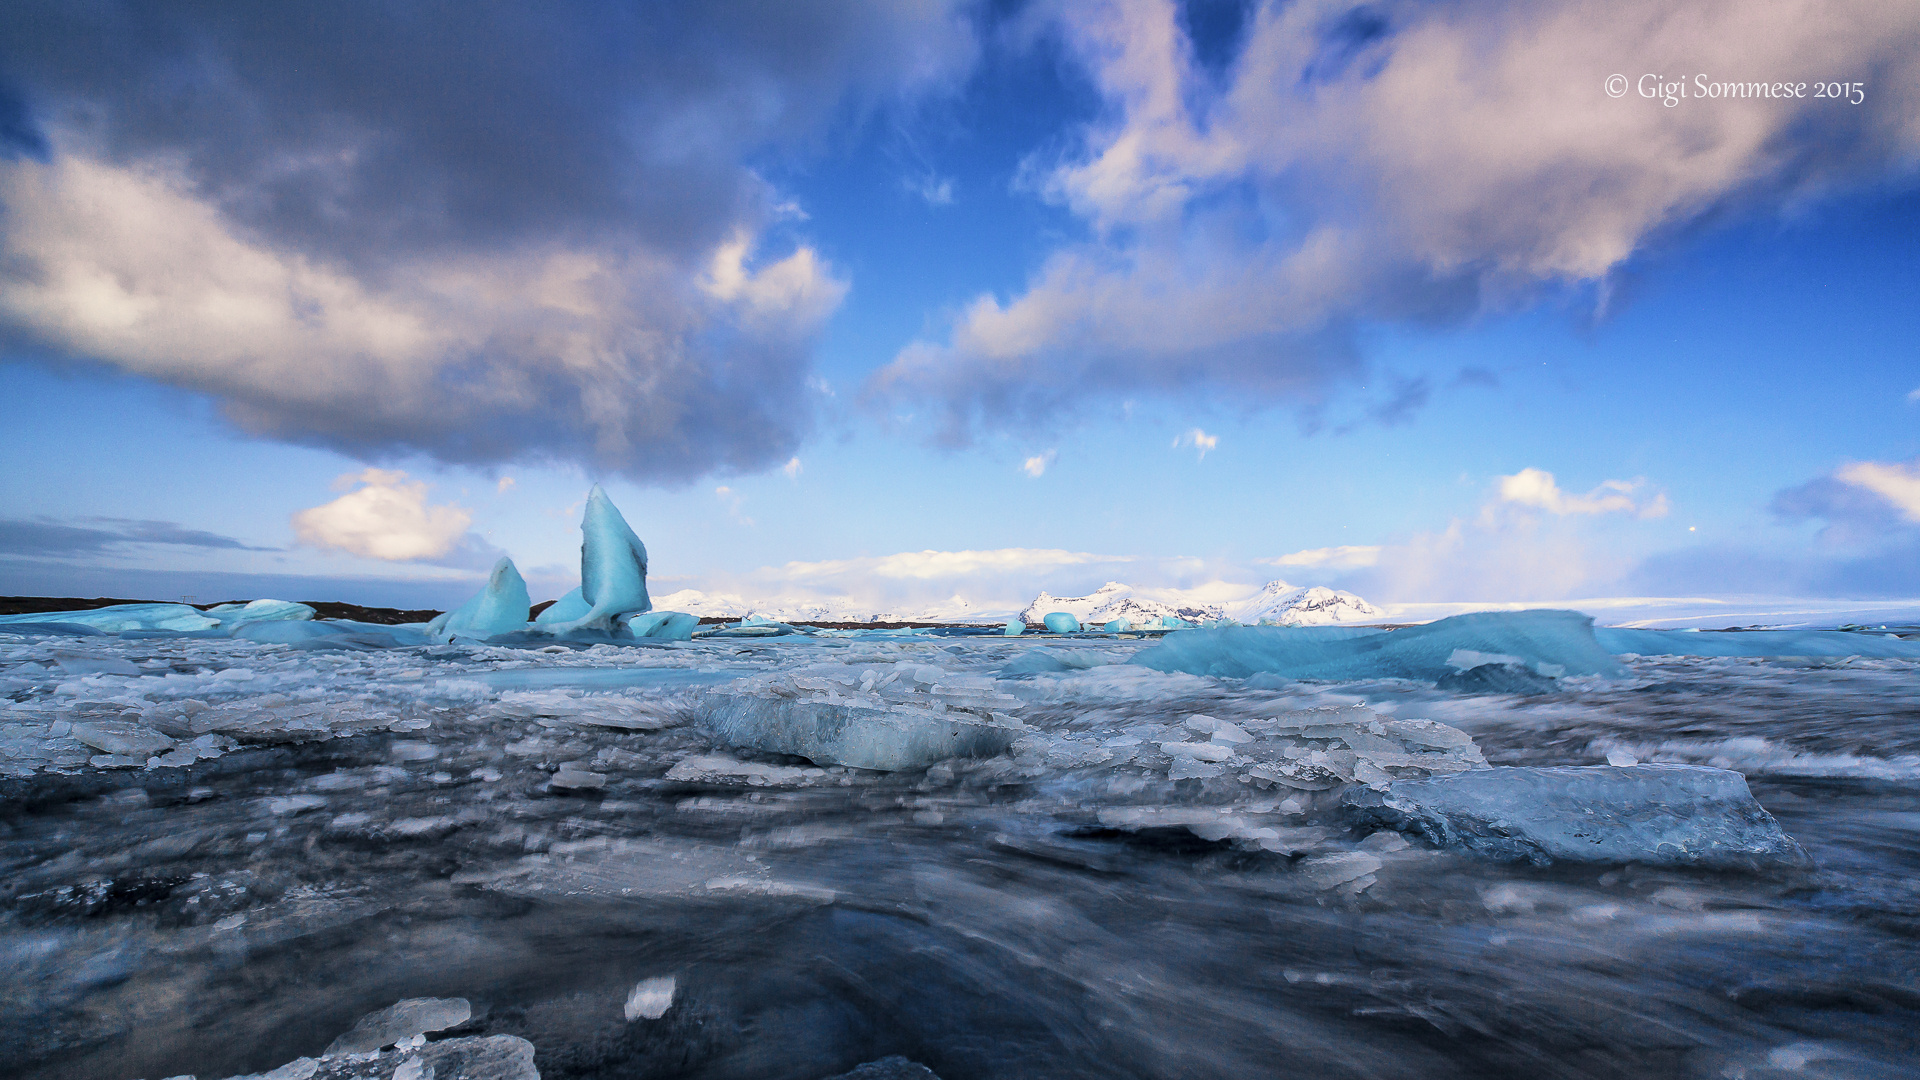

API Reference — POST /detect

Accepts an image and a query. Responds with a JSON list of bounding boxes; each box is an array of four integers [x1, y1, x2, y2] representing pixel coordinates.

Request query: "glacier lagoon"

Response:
[[5, 492, 1920, 1080], [2, 610, 1919, 1079]]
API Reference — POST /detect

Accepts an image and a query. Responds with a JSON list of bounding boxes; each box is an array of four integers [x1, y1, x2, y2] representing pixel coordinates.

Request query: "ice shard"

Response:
[[546, 485, 651, 634], [426, 557, 531, 642], [629, 610, 699, 640]]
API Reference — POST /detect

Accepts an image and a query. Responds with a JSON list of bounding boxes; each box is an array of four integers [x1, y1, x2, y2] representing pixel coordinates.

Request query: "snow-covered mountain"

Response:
[[1019, 580, 1382, 627]]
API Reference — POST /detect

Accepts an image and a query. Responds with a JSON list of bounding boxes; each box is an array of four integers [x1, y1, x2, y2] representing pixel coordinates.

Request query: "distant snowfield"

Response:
[[655, 579, 1920, 630]]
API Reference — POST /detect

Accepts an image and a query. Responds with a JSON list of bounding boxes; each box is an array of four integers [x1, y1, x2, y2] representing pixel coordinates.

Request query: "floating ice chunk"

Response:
[[1004, 619, 1024, 636], [205, 599, 316, 629], [547, 485, 651, 634], [1134, 610, 1625, 683], [702, 662, 1025, 771], [550, 763, 608, 790], [1042, 612, 1081, 633], [52, 651, 142, 676], [629, 611, 699, 640], [324, 997, 472, 1055], [1345, 764, 1808, 869], [1104, 618, 1130, 632], [1160, 740, 1234, 762], [624, 975, 677, 1021], [534, 586, 592, 625], [665, 753, 827, 786], [0, 602, 218, 633], [69, 721, 175, 758], [1595, 626, 1920, 659], [426, 557, 531, 642]]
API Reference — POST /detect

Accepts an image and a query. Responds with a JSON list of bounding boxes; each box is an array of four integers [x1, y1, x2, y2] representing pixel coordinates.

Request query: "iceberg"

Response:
[[1345, 764, 1808, 869], [701, 662, 1025, 770], [545, 485, 651, 634], [234, 620, 430, 649], [1042, 612, 1081, 633], [426, 557, 530, 642], [204, 599, 316, 628], [1133, 610, 1625, 683], [1595, 626, 1920, 659], [629, 610, 699, 640], [1003, 618, 1024, 636], [0, 602, 218, 633], [533, 586, 591, 625]]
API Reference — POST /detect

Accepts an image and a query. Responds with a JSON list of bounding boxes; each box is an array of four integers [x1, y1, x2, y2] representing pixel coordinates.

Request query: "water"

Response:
[[1, 634, 1916, 1079]]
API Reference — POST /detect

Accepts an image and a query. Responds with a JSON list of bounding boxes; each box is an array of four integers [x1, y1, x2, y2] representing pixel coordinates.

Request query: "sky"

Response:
[[1, 0, 1918, 621]]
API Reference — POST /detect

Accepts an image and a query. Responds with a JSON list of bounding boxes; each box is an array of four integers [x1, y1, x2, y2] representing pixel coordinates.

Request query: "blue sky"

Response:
[[2, 1, 1917, 617]]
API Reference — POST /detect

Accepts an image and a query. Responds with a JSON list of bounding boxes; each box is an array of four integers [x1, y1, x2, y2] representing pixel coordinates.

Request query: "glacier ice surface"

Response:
[[426, 557, 531, 642], [1346, 763, 1808, 869], [205, 599, 315, 628], [1134, 609, 1625, 683]]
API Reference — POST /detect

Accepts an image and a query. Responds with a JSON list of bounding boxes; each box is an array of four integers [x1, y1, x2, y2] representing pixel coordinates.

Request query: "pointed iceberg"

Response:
[[547, 485, 651, 634], [427, 557, 531, 642]]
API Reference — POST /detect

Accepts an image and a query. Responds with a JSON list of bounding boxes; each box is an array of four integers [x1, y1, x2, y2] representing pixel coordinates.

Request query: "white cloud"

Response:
[[496, 476, 516, 494], [1264, 544, 1382, 570], [1497, 468, 1668, 518], [1023, 450, 1057, 477], [905, 173, 956, 205], [1173, 428, 1217, 459], [1836, 460, 1920, 521], [782, 456, 803, 480], [291, 469, 474, 561], [1907, 387, 1920, 403], [870, 0, 1920, 438]]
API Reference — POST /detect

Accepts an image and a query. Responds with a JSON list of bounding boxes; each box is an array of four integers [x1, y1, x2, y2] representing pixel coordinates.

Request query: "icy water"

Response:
[[2, 634, 1917, 1080]]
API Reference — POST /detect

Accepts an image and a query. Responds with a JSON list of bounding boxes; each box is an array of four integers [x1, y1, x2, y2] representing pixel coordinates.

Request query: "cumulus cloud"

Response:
[[1772, 457, 1920, 545], [1022, 450, 1057, 477], [1497, 468, 1668, 518], [292, 469, 481, 563], [869, 0, 1920, 440], [0, 0, 979, 480]]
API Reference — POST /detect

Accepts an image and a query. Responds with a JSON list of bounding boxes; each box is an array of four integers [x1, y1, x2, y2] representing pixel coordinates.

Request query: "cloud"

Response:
[[1022, 450, 1057, 477], [782, 456, 803, 480], [1172, 428, 1217, 459], [905, 172, 957, 205], [1263, 544, 1381, 570], [292, 468, 480, 562], [1497, 467, 1668, 517], [1772, 457, 1920, 545], [868, 0, 1920, 440], [496, 476, 516, 494], [0, 1, 979, 481], [0, 517, 273, 558], [714, 485, 753, 526]]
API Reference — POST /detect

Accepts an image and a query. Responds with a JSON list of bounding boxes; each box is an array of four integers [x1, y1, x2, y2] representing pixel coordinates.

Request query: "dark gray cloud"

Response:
[[1770, 474, 1908, 544], [0, 0, 979, 481], [0, 517, 275, 558]]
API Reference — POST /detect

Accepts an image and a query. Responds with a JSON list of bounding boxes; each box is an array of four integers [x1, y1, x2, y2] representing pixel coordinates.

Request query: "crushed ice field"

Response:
[[3, 628, 1918, 1080]]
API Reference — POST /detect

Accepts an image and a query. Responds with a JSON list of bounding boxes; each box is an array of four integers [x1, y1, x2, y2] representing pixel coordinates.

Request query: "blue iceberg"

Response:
[[205, 599, 316, 628], [533, 586, 591, 626], [427, 557, 531, 642], [1346, 763, 1808, 869], [629, 611, 699, 641], [1132, 610, 1625, 683], [234, 620, 430, 649], [1595, 627, 1920, 659], [0, 602, 218, 634], [544, 485, 651, 634], [1042, 612, 1081, 634]]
